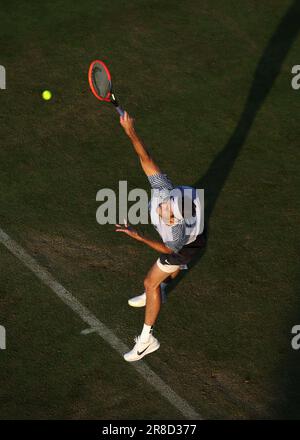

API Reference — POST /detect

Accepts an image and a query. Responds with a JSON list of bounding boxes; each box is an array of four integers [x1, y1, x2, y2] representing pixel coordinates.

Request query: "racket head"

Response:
[[88, 60, 112, 102]]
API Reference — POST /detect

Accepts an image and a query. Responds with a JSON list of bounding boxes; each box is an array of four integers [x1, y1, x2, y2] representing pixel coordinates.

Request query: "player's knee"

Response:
[[144, 277, 155, 292]]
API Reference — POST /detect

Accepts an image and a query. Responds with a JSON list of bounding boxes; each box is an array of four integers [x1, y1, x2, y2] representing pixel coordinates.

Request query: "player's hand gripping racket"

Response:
[[88, 60, 124, 116]]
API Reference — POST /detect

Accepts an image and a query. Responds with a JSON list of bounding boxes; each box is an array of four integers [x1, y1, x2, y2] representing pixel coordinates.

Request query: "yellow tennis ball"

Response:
[[42, 90, 52, 100]]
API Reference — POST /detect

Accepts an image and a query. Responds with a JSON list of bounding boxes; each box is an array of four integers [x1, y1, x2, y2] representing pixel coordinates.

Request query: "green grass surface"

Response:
[[0, 0, 299, 419]]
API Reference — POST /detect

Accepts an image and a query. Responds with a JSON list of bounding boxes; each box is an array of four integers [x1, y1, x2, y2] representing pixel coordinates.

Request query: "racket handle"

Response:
[[116, 106, 125, 117]]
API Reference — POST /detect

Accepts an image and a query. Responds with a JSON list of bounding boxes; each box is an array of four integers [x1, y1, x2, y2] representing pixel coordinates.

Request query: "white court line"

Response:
[[0, 228, 202, 420], [81, 327, 97, 335]]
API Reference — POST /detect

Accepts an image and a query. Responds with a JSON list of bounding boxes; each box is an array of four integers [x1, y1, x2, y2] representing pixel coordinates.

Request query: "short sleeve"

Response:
[[147, 173, 174, 191]]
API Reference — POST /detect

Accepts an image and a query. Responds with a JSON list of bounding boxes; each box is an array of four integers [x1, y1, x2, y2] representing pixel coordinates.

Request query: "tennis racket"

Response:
[[88, 59, 124, 116]]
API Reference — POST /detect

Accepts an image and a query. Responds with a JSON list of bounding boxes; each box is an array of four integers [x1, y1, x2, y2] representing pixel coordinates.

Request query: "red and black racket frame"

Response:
[[88, 60, 124, 117]]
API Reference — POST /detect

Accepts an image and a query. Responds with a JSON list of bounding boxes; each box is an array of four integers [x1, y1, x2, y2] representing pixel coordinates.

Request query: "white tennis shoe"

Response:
[[128, 292, 146, 307], [124, 335, 160, 362]]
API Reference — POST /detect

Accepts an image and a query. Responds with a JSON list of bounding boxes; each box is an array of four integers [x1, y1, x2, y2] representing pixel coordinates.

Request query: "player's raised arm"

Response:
[[120, 112, 161, 176]]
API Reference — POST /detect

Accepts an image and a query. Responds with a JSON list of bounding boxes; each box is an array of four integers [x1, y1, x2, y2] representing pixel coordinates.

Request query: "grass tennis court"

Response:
[[0, 0, 299, 419]]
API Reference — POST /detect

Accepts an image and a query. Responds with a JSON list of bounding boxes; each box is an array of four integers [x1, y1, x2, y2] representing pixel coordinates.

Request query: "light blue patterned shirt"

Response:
[[148, 173, 188, 253]]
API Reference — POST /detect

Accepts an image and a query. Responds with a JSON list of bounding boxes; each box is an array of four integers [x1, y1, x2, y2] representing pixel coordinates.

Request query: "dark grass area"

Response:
[[0, 245, 184, 420], [0, 0, 299, 419]]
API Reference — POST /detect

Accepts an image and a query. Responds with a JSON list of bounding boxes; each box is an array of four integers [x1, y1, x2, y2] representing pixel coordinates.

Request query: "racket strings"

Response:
[[92, 65, 111, 98]]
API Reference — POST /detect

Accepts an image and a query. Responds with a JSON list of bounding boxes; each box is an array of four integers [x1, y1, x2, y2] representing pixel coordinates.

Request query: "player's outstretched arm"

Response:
[[120, 111, 161, 176], [115, 224, 173, 254]]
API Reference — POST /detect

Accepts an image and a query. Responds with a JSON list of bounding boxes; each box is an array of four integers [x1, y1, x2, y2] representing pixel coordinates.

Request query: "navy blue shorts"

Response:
[[159, 231, 206, 267]]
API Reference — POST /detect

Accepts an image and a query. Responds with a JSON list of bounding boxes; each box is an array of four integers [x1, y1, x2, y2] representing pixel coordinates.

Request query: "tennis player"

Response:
[[116, 112, 205, 362]]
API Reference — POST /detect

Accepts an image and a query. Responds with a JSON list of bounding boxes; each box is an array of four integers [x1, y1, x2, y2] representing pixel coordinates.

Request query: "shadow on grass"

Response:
[[169, 0, 300, 418]]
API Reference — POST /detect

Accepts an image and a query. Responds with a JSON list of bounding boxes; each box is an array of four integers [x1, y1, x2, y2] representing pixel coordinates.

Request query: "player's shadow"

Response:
[[172, 0, 300, 282], [168, 0, 300, 417]]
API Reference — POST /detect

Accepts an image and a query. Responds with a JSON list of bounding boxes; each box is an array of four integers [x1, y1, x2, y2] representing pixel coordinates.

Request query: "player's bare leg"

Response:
[[128, 267, 180, 308], [124, 262, 177, 362], [143, 262, 172, 325]]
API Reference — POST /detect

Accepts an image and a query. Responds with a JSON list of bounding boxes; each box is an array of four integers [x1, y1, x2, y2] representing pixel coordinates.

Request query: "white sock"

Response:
[[140, 323, 153, 343]]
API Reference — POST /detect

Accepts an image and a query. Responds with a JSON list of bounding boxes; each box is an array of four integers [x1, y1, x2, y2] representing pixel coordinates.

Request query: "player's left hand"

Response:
[[115, 222, 142, 241]]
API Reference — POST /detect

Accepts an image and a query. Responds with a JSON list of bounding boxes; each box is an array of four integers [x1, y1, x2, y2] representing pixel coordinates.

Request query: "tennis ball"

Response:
[[42, 90, 52, 101]]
